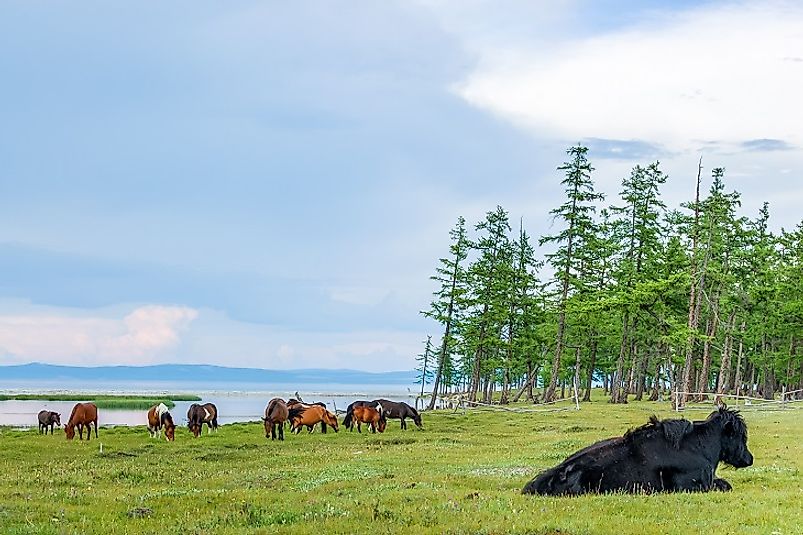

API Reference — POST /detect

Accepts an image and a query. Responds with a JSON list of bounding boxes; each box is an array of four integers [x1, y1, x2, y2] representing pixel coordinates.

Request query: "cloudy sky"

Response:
[[1, 1, 802, 371]]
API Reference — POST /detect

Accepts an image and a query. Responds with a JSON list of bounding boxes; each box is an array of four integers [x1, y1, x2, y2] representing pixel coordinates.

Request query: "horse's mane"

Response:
[[67, 403, 80, 424], [161, 411, 174, 426], [287, 405, 307, 420]]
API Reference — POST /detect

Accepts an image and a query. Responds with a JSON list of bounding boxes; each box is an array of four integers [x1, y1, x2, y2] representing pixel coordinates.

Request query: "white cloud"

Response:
[[0, 305, 197, 365], [455, 2, 803, 151]]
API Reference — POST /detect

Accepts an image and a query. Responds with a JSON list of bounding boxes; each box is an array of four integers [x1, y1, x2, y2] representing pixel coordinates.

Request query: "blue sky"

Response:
[[1, 1, 802, 371]]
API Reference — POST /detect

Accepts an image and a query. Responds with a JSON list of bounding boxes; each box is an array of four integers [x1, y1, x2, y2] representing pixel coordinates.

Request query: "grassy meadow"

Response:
[[0, 394, 202, 410], [0, 394, 800, 534]]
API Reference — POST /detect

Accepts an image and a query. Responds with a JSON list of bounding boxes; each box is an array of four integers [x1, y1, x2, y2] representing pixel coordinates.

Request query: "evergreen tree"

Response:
[[540, 145, 604, 402]]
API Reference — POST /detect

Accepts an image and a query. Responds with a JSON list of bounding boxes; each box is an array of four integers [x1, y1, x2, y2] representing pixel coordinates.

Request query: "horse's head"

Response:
[[164, 423, 176, 441], [325, 410, 339, 432], [53, 413, 62, 427], [64, 424, 75, 440], [262, 416, 271, 438], [188, 422, 201, 438], [711, 406, 753, 468], [412, 413, 423, 428]]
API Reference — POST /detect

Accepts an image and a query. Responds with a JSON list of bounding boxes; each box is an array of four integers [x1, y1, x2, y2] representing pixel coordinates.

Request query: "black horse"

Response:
[[37, 410, 61, 434], [370, 399, 422, 430], [522, 406, 753, 495]]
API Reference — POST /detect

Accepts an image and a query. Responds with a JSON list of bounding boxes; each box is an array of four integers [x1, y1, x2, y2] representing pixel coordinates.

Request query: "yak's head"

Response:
[[710, 406, 753, 468]]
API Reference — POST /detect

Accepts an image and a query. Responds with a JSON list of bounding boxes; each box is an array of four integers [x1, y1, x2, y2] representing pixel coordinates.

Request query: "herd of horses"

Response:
[[36, 399, 753, 496], [35, 398, 422, 443]]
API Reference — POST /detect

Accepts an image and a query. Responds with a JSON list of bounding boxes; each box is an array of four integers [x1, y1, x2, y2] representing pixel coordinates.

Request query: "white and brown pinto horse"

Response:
[[187, 403, 218, 437], [147, 402, 176, 441]]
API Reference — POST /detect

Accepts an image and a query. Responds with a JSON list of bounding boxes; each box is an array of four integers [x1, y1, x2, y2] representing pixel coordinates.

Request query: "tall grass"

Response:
[[0, 394, 201, 410]]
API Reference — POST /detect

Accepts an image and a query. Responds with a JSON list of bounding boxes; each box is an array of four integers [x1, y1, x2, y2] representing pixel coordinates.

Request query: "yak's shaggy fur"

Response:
[[522, 406, 753, 495]]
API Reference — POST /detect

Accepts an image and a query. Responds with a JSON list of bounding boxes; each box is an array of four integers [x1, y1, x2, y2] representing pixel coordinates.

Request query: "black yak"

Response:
[[522, 406, 753, 495]]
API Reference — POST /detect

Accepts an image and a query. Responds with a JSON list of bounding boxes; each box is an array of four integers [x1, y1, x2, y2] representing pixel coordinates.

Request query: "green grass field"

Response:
[[0, 395, 800, 534], [0, 394, 201, 410]]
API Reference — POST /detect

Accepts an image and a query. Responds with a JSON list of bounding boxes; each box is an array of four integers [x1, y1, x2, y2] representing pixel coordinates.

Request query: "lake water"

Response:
[[0, 379, 421, 428]]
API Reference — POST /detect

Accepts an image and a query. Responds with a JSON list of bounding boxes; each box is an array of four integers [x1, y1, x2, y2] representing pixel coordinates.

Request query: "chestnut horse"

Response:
[[288, 404, 339, 434], [187, 403, 218, 437], [352, 404, 386, 433], [147, 403, 176, 441], [37, 410, 61, 435], [287, 400, 328, 433], [65, 402, 98, 440], [262, 398, 289, 440]]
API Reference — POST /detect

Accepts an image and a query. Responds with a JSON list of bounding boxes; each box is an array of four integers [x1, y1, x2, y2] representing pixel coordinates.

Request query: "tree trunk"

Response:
[[583, 338, 598, 402], [716, 311, 737, 398], [679, 159, 703, 407], [696, 316, 713, 400], [611, 312, 630, 403]]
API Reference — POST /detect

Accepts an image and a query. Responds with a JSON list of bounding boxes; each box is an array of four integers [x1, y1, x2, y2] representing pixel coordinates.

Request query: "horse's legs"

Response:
[[78, 423, 84, 440], [278, 422, 284, 441], [401, 418, 406, 430], [94, 420, 98, 439], [357, 422, 362, 433]]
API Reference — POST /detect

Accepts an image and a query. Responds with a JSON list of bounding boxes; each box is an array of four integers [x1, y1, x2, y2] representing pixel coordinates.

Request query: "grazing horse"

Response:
[[288, 404, 339, 434], [288, 400, 328, 433], [522, 406, 753, 495], [147, 403, 176, 441], [64, 402, 98, 441], [262, 398, 289, 441], [342, 400, 372, 431], [37, 410, 61, 435], [371, 399, 422, 430], [187, 403, 218, 437], [351, 404, 386, 433]]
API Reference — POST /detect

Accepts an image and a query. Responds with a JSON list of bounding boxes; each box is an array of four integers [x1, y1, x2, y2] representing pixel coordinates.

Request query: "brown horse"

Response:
[[287, 400, 328, 433], [147, 403, 176, 441], [37, 410, 61, 435], [262, 398, 289, 440], [352, 404, 386, 433], [187, 403, 218, 437], [288, 404, 339, 434], [65, 402, 98, 440]]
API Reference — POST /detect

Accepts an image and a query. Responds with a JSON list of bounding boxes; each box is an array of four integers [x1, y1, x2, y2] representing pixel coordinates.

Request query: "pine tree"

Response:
[[422, 217, 470, 409], [540, 145, 604, 402]]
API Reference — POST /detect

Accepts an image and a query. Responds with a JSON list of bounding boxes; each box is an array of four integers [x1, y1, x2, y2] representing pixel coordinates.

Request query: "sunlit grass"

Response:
[[0, 391, 800, 534]]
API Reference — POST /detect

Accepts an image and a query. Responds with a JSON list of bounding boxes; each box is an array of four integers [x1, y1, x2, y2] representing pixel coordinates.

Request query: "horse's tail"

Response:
[[342, 410, 353, 428], [287, 406, 306, 422]]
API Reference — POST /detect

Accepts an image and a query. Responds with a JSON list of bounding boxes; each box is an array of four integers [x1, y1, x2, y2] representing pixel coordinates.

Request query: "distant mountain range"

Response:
[[0, 363, 417, 385]]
